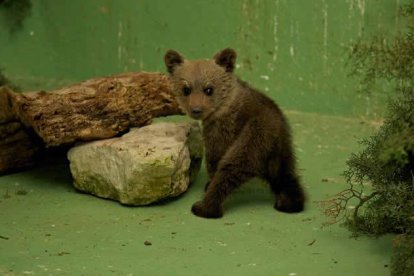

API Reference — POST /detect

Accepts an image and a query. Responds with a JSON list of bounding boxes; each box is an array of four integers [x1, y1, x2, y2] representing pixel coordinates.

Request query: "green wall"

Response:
[[0, 0, 403, 117]]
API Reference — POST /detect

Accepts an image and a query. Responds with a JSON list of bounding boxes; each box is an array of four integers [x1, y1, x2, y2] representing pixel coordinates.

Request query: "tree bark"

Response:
[[0, 72, 183, 174], [10, 72, 183, 147]]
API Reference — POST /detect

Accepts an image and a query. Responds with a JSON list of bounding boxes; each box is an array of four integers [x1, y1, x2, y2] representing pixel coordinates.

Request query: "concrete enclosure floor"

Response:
[[0, 111, 392, 275]]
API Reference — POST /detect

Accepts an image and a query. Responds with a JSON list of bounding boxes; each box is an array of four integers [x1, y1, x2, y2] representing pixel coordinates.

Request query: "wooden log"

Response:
[[10, 72, 183, 147], [0, 87, 40, 174]]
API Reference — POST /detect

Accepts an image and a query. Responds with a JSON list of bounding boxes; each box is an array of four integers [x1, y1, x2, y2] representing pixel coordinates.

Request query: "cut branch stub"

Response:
[[10, 72, 183, 146], [0, 86, 40, 174]]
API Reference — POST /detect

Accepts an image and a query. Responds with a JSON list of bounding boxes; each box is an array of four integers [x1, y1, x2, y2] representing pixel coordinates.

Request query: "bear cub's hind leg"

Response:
[[269, 169, 305, 213]]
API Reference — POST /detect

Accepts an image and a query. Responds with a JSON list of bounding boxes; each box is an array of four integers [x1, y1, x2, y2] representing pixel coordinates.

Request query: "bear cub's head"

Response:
[[164, 48, 237, 120]]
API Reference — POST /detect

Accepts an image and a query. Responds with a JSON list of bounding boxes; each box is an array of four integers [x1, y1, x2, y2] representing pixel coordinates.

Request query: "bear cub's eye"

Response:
[[182, 86, 191, 96], [203, 87, 214, 96]]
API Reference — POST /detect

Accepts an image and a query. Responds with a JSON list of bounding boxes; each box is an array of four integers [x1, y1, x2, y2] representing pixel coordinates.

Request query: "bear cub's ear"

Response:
[[164, 50, 184, 74], [213, 48, 237, 72]]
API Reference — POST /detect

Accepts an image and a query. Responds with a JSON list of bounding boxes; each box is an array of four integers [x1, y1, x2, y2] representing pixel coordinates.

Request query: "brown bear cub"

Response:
[[164, 48, 305, 219]]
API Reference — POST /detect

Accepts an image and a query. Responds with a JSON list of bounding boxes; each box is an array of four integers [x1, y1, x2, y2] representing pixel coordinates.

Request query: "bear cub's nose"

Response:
[[191, 107, 203, 116]]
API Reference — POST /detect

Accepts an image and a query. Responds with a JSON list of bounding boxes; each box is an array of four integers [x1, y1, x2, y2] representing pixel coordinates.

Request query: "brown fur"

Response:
[[164, 48, 305, 218]]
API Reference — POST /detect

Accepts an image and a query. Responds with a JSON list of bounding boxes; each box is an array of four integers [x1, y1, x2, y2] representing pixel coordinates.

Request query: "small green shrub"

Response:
[[322, 2, 414, 274]]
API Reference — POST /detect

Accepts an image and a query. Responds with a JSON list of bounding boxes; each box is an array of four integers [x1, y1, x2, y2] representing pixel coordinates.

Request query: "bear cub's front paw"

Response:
[[191, 201, 223, 219]]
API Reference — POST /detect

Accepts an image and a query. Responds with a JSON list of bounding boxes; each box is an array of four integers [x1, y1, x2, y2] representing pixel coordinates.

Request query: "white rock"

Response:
[[67, 122, 203, 205]]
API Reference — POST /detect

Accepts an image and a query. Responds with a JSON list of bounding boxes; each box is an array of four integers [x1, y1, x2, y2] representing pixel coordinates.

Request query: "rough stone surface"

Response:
[[67, 122, 203, 205]]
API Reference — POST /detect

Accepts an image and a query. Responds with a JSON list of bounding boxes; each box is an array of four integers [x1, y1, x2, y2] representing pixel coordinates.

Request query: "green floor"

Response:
[[0, 111, 392, 275]]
